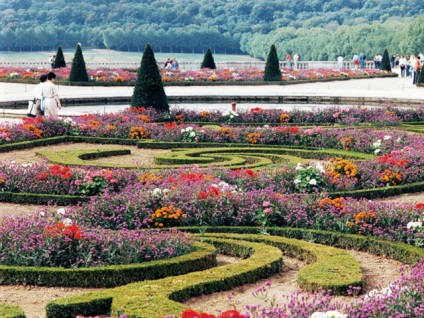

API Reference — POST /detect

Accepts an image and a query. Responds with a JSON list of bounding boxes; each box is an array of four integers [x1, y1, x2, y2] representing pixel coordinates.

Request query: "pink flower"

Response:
[[263, 208, 272, 215], [262, 201, 271, 207]]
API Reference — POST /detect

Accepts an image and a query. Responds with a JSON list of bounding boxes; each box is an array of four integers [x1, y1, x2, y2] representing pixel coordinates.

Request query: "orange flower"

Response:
[[246, 132, 261, 144], [23, 123, 43, 139], [139, 115, 151, 123], [380, 170, 402, 185], [279, 113, 291, 123], [129, 126, 149, 139]]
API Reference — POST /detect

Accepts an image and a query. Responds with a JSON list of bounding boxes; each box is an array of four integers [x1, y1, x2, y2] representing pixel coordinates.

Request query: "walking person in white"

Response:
[[41, 72, 62, 117], [293, 53, 299, 69], [337, 54, 344, 69], [33, 74, 47, 117]]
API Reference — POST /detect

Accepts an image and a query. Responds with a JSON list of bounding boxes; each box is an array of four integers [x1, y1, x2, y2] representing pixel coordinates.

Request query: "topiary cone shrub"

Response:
[[201, 49, 216, 69], [131, 44, 169, 112], [69, 43, 89, 82], [264, 44, 282, 82], [54, 47, 66, 68], [379, 49, 392, 72]]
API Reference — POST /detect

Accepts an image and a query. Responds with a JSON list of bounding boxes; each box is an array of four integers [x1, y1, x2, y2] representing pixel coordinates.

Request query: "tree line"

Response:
[[0, 0, 423, 59]]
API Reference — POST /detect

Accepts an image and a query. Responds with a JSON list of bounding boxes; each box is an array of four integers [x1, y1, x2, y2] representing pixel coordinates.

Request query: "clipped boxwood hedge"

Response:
[[0, 242, 216, 288], [0, 305, 26, 318], [45, 237, 283, 318]]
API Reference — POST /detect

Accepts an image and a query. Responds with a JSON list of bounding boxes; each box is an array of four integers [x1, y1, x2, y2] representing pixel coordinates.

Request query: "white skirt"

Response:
[[44, 98, 58, 117]]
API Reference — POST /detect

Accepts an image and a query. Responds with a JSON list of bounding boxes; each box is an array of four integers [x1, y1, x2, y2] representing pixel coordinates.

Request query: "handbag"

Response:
[[27, 98, 37, 117]]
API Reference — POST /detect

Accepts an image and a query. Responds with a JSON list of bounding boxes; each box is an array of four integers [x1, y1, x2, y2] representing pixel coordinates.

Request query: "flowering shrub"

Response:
[[148, 205, 187, 227], [181, 126, 204, 142], [294, 163, 326, 193], [129, 126, 149, 139], [0, 211, 193, 268]]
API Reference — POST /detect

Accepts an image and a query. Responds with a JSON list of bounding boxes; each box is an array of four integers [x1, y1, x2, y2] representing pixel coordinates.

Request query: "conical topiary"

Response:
[[379, 49, 392, 72], [201, 49, 216, 69], [69, 43, 89, 82], [54, 47, 66, 68], [417, 65, 424, 86], [264, 44, 282, 81], [131, 44, 169, 112]]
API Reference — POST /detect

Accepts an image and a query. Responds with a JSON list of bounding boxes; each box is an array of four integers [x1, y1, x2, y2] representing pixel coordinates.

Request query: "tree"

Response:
[[54, 46, 66, 68], [379, 48, 391, 72], [264, 44, 282, 81], [69, 43, 89, 82], [131, 44, 169, 112], [201, 48, 216, 69]]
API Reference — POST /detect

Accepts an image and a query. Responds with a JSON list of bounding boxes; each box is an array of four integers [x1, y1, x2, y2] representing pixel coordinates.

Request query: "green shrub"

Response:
[[264, 44, 282, 82], [0, 304, 26, 318], [200, 49, 216, 69], [379, 49, 392, 72], [69, 43, 89, 82], [54, 47, 66, 68], [131, 44, 169, 112]]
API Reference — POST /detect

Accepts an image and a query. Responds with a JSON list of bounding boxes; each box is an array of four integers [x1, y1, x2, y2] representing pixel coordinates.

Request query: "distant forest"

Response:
[[1, 0, 423, 60]]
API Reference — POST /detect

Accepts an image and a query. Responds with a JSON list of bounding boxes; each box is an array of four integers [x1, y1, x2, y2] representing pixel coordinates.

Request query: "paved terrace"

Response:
[[1, 76, 423, 105]]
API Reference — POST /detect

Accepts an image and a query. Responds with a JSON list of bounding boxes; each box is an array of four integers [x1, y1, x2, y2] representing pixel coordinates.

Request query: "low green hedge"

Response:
[[36, 149, 133, 168], [199, 232, 362, 295], [46, 237, 283, 318], [0, 242, 216, 288], [0, 191, 88, 205], [0, 305, 26, 318], [186, 226, 424, 264]]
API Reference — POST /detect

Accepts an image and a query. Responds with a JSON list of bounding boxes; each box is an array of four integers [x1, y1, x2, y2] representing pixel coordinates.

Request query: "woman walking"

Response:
[[41, 72, 62, 117]]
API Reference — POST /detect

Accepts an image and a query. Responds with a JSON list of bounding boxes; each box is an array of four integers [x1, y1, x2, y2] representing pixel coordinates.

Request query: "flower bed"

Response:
[[0, 66, 389, 85]]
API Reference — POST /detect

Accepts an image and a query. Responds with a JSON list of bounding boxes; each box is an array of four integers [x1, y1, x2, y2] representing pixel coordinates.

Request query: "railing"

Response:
[[0, 60, 378, 70]]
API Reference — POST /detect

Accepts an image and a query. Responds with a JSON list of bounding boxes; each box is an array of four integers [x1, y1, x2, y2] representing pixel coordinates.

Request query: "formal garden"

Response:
[[1, 44, 424, 318]]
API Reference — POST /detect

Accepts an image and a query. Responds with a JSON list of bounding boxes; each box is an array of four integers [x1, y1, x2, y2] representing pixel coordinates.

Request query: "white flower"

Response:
[[163, 188, 170, 195], [62, 218, 73, 226], [189, 131, 196, 137], [383, 135, 392, 140], [310, 311, 347, 318], [407, 221, 423, 230], [396, 137, 402, 143], [373, 139, 382, 148], [151, 188, 162, 197], [294, 179, 301, 184], [364, 286, 393, 301], [295, 163, 303, 170], [309, 179, 317, 185], [229, 115, 234, 119], [181, 128, 186, 133], [186, 126, 193, 132], [57, 208, 66, 215], [263, 125, 270, 129], [39, 211, 45, 217], [374, 149, 381, 154], [316, 162, 325, 173], [22, 163, 30, 168]]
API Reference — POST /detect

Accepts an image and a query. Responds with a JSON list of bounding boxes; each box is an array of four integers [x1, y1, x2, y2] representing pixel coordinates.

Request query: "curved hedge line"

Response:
[[45, 237, 283, 318], [0, 242, 216, 288]]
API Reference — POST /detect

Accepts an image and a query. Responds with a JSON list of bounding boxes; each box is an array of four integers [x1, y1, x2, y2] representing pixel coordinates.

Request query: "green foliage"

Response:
[[131, 44, 169, 112], [264, 44, 282, 81], [380, 49, 392, 72], [54, 47, 66, 68], [0, 304, 26, 318], [69, 44, 89, 82], [294, 163, 326, 193], [200, 48, 216, 69]]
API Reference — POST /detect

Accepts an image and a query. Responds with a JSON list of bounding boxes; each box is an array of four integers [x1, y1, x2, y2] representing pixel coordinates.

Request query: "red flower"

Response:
[[219, 310, 244, 318], [182, 309, 215, 318], [198, 191, 209, 199], [165, 121, 177, 130], [249, 107, 263, 114], [289, 126, 300, 134], [37, 172, 48, 181], [416, 203, 424, 210]]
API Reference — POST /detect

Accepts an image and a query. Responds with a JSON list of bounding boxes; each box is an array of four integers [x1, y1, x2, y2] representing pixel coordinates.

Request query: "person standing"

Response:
[[293, 53, 299, 69], [337, 54, 344, 69], [33, 74, 47, 117], [171, 58, 179, 70], [352, 54, 359, 69], [359, 52, 366, 69], [413, 56, 421, 85], [399, 55, 407, 78], [41, 72, 62, 117], [285, 53, 291, 69]]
